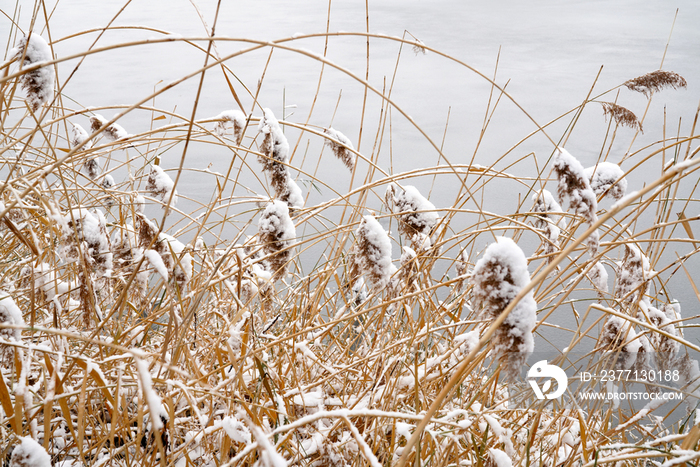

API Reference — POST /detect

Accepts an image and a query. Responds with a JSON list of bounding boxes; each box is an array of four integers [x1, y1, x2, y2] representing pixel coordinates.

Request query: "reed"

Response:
[[1, 2, 699, 467]]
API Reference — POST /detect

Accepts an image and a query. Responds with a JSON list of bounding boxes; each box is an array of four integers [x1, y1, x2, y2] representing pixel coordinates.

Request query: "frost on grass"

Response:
[[531, 189, 566, 261], [146, 165, 178, 208], [213, 109, 246, 144], [8, 436, 51, 467], [355, 215, 393, 292], [584, 162, 627, 200], [257, 108, 304, 210], [614, 243, 651, 304], [386, 183, 438, 249], [552, 148, 599, 255], [258, 200, 296, 281], [11, 33, 54, 112], [89, 114, 128, 142], [324, 127, 355, 170], [470, 237, 537, 380]]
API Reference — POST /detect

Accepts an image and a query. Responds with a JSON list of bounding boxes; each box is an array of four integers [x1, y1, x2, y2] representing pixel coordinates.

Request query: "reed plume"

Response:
[[324, 127, 355, 170], [552, 148, 599, 255], [258, 200, 296, 281], [355, 215, 393, 291], [12, 33, 54, 112], [90, 114, 128, 141], [470, 237, 537, 381], [531, 189, 565, 262], [600, 102, 642, 131], [146, 165, 178, 208], [614, 243, 651, 304], [214, 109, 246, 144], [624, 70, 687, 98], [585, 162, 627, 201], [386, 183, 438, 249]]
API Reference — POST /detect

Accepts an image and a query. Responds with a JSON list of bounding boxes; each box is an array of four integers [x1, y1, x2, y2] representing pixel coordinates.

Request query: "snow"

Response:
[[488, 448, 513, 467], [387, 183, 439, 238], [70, 123, 92, 150], [89, 114, 128, 141], [9, 436, 51, 467], [12, 33, 54, 111], [324, 127, 355, 169], [259, 200, 296, 245], [221, 416, 252, 444], [0, 291, 24, 342], [257, 108, 289, 164], [145, 249, 168, 280], [356, 215, 393, 291], [214, 109, 246, 142], [470, 237, 537, 376], [282, 176, 304, 209], [146, 165, 178, 207], [250, 424, 288, 467], [134, 355, 165, 430], [585, 162, 627, 200], [531, 189, 565, 230], [552, 148, 597, 223]]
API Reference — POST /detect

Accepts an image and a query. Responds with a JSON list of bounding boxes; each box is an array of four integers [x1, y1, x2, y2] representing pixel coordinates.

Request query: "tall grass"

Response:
[[1, 2, 700, 466]]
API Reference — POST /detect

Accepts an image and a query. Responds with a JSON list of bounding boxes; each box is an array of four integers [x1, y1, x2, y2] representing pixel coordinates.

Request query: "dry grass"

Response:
[[1, 2, 700, 467]]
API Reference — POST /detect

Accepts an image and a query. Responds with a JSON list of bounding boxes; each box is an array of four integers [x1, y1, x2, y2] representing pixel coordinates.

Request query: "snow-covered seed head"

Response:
[[552, 148, 597, 225], [470, 237, 537, 380], [584, 162, 627, 201], [258, 200, 296, 280], [89, 114, 128, 142], [146, 165, 178, 208], [355, 215, 393, 292], [257, 108, 289, 168], [9, 437, 51, 467], [12, 33, 55, 112], [214, 109, 246, 144], [386, 183, 438, 244], [614, 243, 651, 304], [71, 123, 92, 150], [324, 127, 355, 170]]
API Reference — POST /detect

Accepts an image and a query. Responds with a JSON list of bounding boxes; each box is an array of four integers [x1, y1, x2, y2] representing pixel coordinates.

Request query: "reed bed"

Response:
[[1, 2, 700, 466]]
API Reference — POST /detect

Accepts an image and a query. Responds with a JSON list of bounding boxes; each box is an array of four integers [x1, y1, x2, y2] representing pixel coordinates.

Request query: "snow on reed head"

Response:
[[214, 109, 246, 144], [600, 314, 641, 371], [324, 127, 355, 170], [52, 208, 113, 275], [146, 165, 178, 208], [256, 108, 304, 210], [9, 436, 51, 467], [355, 215, 393, 291], [386, 183, 438, 247], [624, 70, 687, 98], [584, 162, 627, 201], [552, 147, 599, 255], [470, 237, 537, 380], [553, 148, 597, 224], [70, 123, 92, 150], [0, 292, 24, 364], [614, 243, 651, 304], [257, 108, 289, 167], [258, 200, 296, 281], [89, 114, 128, 142], [531, 189, 565, 262], [0, 292, 24, 341], [11, 33, 54, 112]]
